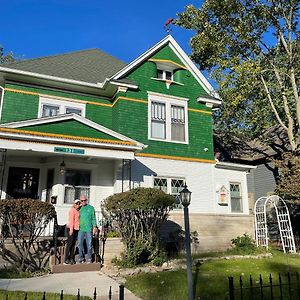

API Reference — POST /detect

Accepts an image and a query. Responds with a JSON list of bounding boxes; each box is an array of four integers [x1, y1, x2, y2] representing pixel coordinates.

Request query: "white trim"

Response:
[[0, 113, 145, 149], [0, 138, 136, 160], [150, 78, 184, 86], [148, 93, 189, 144], [0, 66, 107, 89], [0, 130, 142, 151], [38, 96, 86, 118], [197, 96, 222, 108], [112, 35, 219, 98], [147, 91, 189, 102], [215, 161, 256, 171]]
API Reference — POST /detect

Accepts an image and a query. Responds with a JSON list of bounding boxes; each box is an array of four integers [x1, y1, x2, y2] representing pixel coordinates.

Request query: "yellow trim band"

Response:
[[136, 152, 215, 164], [0, 127, 135, 146], [5, 88, 211, 115], [188, 108, 212, 115], [148, 59, 187, 70], [6, 88, 39, 96]]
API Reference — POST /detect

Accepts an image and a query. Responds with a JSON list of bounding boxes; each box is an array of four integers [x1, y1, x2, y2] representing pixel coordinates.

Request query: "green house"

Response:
[[0, 36, 254, 251]]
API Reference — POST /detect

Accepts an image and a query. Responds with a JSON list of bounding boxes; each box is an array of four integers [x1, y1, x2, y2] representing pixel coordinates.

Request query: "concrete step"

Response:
[[52, 262, 101, 273]]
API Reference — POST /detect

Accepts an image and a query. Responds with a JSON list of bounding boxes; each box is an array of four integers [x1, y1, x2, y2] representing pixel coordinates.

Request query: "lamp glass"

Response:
[[180, 185, 192, 207]]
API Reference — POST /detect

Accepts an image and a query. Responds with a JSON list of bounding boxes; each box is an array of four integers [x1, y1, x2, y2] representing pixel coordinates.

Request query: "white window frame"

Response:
[[153, 176, 185, 209], [148, 92, 189, 144], [229, 182, 243, 213], [38, 96, 86, 118], [157, 69, 173, 81]]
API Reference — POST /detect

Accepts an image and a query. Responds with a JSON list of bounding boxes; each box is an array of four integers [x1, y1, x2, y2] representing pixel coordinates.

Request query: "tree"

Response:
[[104, 188, 175, 265], [0, 45, 16, 64], [175, 1, 300, 157], [0, 199, 56, 272]]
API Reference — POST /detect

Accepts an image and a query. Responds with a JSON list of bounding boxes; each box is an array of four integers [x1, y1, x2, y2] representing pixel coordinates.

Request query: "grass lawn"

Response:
[[0, 290, 91, 300], [126, 251, 300, 300]]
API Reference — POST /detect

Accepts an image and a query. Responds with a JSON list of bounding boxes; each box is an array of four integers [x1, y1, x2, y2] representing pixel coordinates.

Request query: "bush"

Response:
[[104, 188, 175, 266], [0, 199, 56, 272], [228, 233, 266, 255]]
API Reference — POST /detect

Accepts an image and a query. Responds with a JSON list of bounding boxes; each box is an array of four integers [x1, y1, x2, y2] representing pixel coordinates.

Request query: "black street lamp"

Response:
[[180, 184, 193, 300]]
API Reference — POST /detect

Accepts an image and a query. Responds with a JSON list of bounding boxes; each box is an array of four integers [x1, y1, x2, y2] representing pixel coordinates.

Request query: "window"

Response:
[[148, 93, 188, 143], [154, 177, 185, 209], [230, 183, 243, 213], [151, 102, 166, 139], [66, 107, 82, 115], [64, 169, 90, 204], [171, 105, 185, 142], [42, 104, 60, 117], [39, 97, 85, 118], [157, 69, 173, 81]]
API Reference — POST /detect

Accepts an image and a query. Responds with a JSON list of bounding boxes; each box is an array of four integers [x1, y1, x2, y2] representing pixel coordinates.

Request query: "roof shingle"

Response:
[[3, 49, 127, 84]]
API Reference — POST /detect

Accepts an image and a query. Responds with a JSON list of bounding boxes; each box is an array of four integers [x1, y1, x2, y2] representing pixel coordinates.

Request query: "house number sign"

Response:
[[54, 147, 85, 155]]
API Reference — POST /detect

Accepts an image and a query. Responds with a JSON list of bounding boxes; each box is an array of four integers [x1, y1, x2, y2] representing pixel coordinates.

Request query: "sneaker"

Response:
[[87, 260, 92, 264], [71, 260, 76, 265], [64, 260, 70, 265]]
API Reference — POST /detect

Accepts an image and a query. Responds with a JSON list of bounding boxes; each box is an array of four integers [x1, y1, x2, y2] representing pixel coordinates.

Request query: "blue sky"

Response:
[[1, 0, 202, 63]]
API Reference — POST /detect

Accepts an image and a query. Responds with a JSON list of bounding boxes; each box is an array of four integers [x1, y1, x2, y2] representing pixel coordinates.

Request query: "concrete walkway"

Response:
[[0, 271, 141, 300]]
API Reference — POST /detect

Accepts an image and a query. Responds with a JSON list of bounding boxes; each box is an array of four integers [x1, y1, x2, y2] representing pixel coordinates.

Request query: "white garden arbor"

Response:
[[254, 195, 296, 253]]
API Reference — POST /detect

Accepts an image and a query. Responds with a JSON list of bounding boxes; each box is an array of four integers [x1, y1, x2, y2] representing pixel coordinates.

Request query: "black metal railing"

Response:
[[4, 285, 125, 300], [228, 272, 300, 300]]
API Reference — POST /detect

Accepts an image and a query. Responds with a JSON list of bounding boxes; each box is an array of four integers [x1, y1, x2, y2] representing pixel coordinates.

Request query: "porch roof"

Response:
[[0, 114, 146, 159]]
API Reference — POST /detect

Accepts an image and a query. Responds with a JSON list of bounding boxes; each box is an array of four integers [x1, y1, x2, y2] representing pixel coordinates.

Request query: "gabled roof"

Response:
[[0, 114, 145, 151], [112, 35, 221, 104], [3, 49, 126, 84]]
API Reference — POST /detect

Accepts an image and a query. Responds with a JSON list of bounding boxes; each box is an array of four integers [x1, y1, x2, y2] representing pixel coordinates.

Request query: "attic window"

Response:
[[157, 69, 173, 81]]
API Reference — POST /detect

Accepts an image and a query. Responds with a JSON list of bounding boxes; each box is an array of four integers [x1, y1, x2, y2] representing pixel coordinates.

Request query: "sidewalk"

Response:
[[0, 271, 141, 300]]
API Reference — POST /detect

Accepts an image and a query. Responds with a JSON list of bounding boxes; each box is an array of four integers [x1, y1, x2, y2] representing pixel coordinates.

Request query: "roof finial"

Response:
[[164, 18, 174, 35]]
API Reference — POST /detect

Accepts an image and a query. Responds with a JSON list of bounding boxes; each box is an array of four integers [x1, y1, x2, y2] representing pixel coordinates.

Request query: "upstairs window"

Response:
[[148, 93, 188, 144], [157, 69, 173, 81], [171, 105, 185, 142], [39, 96, 86, 118], [151, 102, 166, 139]]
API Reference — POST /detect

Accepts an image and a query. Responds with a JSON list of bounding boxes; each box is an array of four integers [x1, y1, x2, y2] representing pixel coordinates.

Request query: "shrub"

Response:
[[0, 199, 56, 272], [228, 233, 264, 255], [104, 188, 175, 266]]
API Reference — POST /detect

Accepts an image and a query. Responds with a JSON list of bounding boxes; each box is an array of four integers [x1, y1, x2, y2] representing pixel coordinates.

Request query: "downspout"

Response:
[[0, 85, 4, 121]]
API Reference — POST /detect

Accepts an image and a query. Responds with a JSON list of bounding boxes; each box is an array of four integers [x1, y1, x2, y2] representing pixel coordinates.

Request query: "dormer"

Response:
[[149, 59, 186, 89]]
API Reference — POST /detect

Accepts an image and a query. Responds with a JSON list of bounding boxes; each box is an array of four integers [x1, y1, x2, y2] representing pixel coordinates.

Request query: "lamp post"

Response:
[[180, 184, 193, 300]]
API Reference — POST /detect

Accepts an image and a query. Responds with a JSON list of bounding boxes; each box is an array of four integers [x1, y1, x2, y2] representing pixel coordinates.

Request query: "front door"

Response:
[[6, 167, 40, 199]]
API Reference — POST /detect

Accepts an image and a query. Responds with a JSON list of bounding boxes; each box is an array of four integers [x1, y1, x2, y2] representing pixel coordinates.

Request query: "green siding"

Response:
[[1, 90, 39, 123], [151, 45, 185, 66], [20, 120, 119, 140], [2, 43, 215, 161]]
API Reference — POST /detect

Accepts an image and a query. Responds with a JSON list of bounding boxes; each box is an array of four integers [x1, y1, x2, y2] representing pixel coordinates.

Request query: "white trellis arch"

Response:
[[254, 195, 296, 253]]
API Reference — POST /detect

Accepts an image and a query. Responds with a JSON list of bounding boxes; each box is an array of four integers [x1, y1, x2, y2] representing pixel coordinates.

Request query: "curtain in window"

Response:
[[151, 102, 166, 139], [64, 169, 91, 204], [230, 184, 243, 212], [171, 105, 185, 141], [42, 105, 59, 117]]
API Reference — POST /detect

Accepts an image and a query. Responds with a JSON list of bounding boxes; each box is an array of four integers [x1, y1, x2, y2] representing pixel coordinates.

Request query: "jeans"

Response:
[[78, 231, 93, 262], [65, 228, 78, 262]]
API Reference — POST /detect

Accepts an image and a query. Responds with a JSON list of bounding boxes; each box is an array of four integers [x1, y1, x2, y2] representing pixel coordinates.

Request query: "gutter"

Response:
[[215, 161, 257, 172], [0, 67, 138, 91]]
